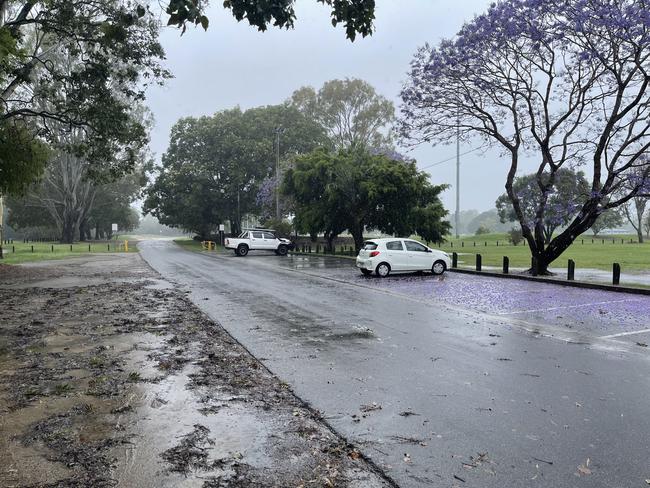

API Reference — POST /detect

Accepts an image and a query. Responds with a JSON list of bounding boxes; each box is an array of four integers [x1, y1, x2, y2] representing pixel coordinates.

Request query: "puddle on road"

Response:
[[112, 365, 270, 487]]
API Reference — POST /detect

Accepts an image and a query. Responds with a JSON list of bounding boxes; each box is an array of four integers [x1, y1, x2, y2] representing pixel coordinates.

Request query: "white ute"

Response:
[[225, 229, 293, 257]]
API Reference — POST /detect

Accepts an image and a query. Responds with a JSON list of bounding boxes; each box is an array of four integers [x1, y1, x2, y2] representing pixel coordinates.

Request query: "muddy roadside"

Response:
[[0, 254, 393, 488]]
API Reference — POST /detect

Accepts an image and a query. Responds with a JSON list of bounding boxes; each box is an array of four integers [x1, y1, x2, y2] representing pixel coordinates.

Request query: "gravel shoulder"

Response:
[[0, 254, 391, 488]]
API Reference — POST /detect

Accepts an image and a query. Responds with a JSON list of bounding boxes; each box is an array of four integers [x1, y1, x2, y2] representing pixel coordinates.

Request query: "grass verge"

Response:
[[438, 233, 650, 271], [0, 241, 138, 265], [173, 238, 222, 252]]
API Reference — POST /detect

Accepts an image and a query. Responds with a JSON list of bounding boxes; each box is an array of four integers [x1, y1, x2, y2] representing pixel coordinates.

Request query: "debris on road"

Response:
[[0, 255, 392, 488], [576, 458, 592, 476], [360, 402, 382, 413]]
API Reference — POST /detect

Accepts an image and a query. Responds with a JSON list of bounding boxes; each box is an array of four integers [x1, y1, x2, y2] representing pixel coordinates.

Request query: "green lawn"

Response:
[[0, 240, 138, 265], [437, 233, 650, 271], [173, 238, 222, 252]]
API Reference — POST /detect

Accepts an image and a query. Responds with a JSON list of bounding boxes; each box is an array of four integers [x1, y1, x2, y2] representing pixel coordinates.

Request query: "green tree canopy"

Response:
[[590, 209, 624, 237], [1, 0, 168, 190], [282, 147, 450, 250], [166, 0, 376, 40], [0, 121, 49, 195], [290, 79, 394, 150], [144, 104, 329, 237]]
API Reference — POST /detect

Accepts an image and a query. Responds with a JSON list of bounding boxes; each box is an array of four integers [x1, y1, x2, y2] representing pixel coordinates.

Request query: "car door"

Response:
[[404, 240, 433, 270], [262, 231, 278, 250], [250, 231, 264, 249], [384, 240, 408, 271]]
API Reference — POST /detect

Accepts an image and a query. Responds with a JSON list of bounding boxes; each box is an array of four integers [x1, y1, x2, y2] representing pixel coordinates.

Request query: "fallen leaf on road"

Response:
[[497, 358, 512, 361], [403, 453, 412, 463], [577, 458, 591, 476], [636, 342, 648, 347], [453, 474, 466, 482], [360, 402, 382, 413], [348, 450, 361, 460], [398, 410, 419, 417]]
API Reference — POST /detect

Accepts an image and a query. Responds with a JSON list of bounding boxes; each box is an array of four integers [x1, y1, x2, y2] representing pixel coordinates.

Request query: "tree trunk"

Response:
[[61, 218, 76, 244], [637, 227, 644, 244], [350, 224, 364, 252], [230, 217, 241, 236], [325, 232, 336, 252]]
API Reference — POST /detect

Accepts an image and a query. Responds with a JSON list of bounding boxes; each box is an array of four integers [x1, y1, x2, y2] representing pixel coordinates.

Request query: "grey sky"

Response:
[[146, 0, 531, 213]]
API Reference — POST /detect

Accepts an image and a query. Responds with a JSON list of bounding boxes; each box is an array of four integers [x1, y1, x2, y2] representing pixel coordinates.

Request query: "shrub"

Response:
[[261, 218, 294, 238], [475, 225, 491, 236], [508, 227, 523, 246]]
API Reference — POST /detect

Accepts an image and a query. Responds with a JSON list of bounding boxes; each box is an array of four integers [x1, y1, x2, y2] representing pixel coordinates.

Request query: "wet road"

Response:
[[140, 241, 650, 488]]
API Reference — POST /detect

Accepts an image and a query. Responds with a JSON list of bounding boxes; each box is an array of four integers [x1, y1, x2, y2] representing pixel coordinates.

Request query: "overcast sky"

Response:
[[146, 0, 532, 213]]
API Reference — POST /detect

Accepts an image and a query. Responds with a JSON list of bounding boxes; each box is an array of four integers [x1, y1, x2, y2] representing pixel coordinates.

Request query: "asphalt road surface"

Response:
[[140, 240, 650, 488]]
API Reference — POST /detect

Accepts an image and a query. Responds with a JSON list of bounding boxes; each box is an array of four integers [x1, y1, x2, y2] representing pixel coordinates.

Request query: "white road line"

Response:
[[496, 298, 642, 315], [601, 328, 650, 339]]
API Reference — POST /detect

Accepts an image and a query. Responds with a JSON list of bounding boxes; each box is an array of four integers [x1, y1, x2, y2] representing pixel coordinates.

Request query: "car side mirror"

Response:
[[426, 248, 432, 253]]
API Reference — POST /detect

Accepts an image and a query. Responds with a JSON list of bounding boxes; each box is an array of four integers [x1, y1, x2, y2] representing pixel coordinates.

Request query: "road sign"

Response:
[[112, 223, 118, 232], [219, 224, 225, 231]]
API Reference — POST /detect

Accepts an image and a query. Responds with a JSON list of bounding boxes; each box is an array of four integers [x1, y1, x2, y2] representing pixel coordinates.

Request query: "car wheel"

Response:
[[432, 260, 446, 275], [360, 269, 372, 276], [375, 262, 391, 278], [277, 244, 288, 256], [237, 244, 249, 257]]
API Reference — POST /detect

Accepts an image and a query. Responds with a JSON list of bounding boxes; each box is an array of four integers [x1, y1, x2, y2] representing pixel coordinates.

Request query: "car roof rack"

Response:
[[242, 228, 276, 232]]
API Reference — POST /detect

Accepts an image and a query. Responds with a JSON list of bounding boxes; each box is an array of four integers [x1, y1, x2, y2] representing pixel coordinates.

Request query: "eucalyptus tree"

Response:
[[290, 79, 394, 150], [400, 0, 650, 274]]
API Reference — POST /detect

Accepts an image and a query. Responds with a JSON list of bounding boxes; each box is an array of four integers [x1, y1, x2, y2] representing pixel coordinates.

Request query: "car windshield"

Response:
[[362, 241, 378, 251]]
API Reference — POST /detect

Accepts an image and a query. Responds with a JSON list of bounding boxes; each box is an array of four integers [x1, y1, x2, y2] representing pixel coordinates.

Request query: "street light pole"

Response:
[[455, 117, 461, 238], [276, 131, 280, 220], [275, 127, 282, 220]]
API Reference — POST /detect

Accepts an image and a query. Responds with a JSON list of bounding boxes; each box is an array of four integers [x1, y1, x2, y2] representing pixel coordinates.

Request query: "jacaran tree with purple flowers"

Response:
[[495, 168, 590, 244], [400, 0, 650, 274]]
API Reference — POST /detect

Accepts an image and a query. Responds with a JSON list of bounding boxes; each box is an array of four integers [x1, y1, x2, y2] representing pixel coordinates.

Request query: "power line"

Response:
[[419, 147, 482, 170]]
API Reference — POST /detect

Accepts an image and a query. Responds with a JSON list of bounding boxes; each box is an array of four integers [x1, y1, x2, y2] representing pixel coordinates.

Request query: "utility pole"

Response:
[[455, 118, 461, 238], [0, 194, 4, 259], [275, 126, 283, 220], [237, 190, 240, 233]]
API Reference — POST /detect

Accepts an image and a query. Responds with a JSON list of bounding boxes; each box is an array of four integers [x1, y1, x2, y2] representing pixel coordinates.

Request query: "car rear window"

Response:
[[362, 241, 378, 250], [252, 231, 264, 238], [386, 240, 404, 251], [263, 232, 275, 239]]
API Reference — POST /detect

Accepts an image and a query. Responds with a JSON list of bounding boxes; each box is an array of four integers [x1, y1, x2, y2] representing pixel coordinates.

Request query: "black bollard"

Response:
[[613, 263, 620, 285], [503, 256, 509, 274], [452, 252, 458, 268], [567, 259, 575, 281], [476, 254, 482, 272]]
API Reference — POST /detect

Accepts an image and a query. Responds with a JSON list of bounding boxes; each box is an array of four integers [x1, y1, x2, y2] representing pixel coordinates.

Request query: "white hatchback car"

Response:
[[356, 238, 452, 277]]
